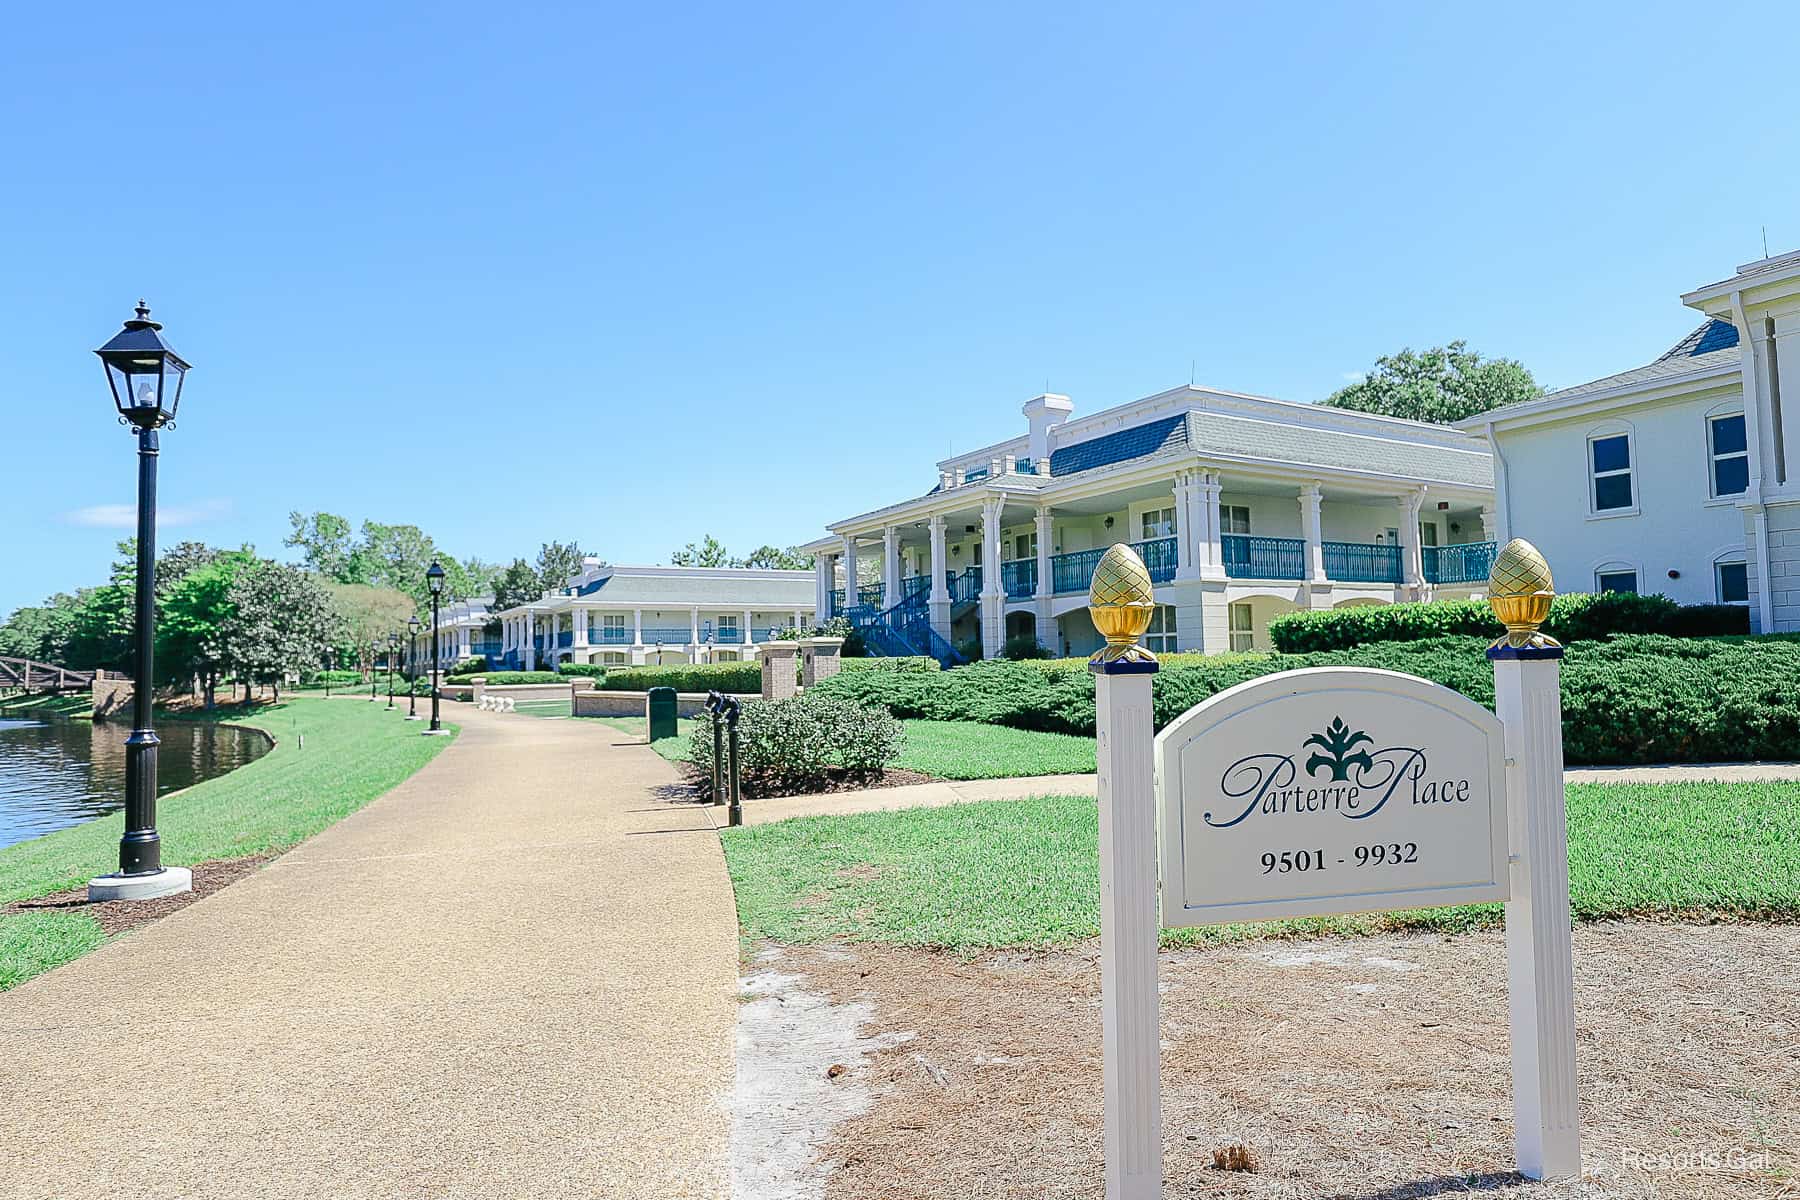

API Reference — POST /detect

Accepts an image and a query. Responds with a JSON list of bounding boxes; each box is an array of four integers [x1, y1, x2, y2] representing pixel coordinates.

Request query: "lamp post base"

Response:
[[404, 714, 423, 721], [87, 866, 193, 903], [421, 729, 452, 737]]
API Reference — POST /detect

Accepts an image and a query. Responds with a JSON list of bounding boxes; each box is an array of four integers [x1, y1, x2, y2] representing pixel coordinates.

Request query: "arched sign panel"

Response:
[[1156, 667, 1509, 926]]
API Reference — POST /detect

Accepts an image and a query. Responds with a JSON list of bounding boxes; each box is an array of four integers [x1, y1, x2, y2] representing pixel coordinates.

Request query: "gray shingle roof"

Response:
[[1656, 319, 1740, 361], [1182, 411, 1492, 487], [565, 570, 812, 607], [1048, 414, 1188, 475]]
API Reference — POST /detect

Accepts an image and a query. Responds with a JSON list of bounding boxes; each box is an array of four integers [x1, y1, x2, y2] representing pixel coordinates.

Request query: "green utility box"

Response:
[[647, 686, 678, 742]]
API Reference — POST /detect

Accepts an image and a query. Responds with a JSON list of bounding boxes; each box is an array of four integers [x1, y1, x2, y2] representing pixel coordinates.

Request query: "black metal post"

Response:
[[429, 595, 443, 732], [369, 642, 378, 700], [385, 640, 396, 709], [725, 698, 742, 827], [708, 691, 724, 805], [324, 651, 331, 698], [119, 427, 163, 876], [408, 632, 419, 718]]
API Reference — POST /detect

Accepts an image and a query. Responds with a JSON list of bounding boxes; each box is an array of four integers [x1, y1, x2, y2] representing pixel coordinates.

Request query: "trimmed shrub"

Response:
[[601, 662, 761, 694], [687, 693, 904, 797], [1001, 635, 1052, 660], [451, 657, 490, 675], [300, 669, 363, 686], [445, 670, 563, 685], [1267, 592, 1748, 653], [815, 634, 1800, 766], [839, 656, 940, 674], [557, 663, 607, 678]]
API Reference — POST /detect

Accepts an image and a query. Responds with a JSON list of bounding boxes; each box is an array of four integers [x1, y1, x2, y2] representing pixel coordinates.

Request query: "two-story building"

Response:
[[1461, 251, 1800, 633], [807, 386, 1498, 659], [490, 560, 817, 669], [411, 597, 501, 673]]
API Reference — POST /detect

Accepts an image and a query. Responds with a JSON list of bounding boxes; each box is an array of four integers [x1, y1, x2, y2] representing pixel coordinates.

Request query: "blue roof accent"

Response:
[[1048, 414, 1189, 477], [1658, 319, 1739, 362], [577, 576, 609, 595]]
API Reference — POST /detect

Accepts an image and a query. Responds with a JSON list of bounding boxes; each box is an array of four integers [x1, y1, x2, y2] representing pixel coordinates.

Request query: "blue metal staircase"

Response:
[[845, 581, 966, 667]]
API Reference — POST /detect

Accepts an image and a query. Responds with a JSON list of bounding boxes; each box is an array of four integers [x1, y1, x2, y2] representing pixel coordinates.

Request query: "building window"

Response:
[[1418, 522, 1438, 547], [1228, 602, 1254, 652], [1141, 508, 1177, 540], [600, 613, 627, 642], [1716, 560, 1749, 605], [1145, 604, 1177, 653], [1589, 433, 1634, 512], [1012, 531, 1037, 560], [1709, 413, 1749, 497], [1596, 569, 1638, 594], [1221, 506, 1251, 536], [718, 615, 740, 640]]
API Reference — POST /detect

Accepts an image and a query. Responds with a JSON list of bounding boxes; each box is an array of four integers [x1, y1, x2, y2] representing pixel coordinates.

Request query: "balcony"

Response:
[[1001, 559, 1037, 599], [705, 628, 745, 645], [1323, 540, 1401, 584], [1049, 537, 1178, 595], [592, 627, 632, 644], [555, 631, 573, 649], [1222, 535, 1305, 580], [950, 567, 983, 606], [1424, 541, 1497, 585], [640, 628, 694, 645]]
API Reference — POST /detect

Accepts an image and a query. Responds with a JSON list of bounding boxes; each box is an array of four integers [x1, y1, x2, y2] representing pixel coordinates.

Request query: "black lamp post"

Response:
[[407, 615, 421, 720], [426, 562, 446, 733], [369, 639, 379, 700], [88, 302, 192, 901], [386, 632, 398, 709]]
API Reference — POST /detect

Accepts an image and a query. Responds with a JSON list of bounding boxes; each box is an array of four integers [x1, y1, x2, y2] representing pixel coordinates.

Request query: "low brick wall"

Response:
[[470, 682, 580, 704], [572, 689, 714, 719], [92, 672, 133, 721]]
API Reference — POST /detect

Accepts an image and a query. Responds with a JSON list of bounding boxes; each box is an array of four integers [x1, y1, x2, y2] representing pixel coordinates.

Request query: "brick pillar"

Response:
[[760, 641, 799, 700], [799, 637, 845, 686]]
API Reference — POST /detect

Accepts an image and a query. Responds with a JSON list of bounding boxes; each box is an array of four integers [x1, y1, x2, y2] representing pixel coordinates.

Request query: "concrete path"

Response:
[[712, 760, 1800, 828], [0, 704, 737, 1200]]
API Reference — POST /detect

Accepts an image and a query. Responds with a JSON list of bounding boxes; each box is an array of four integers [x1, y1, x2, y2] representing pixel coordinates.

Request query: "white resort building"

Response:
[[413, 597, 499, 673], [488, 560, 817, 670], [806, 386, 1498, 661], [1461, 251, 1800, 633]]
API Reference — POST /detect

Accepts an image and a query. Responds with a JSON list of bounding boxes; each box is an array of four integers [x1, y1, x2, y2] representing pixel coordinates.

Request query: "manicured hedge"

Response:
[[840, 656, 940, 674], [1267, 593, 1749, 653], [600, 662, 762, 694], [811, 634, 1800, 766], [557, 663, 607, 678], [444, 670, 563, 685], [451, 657, 490, 675]]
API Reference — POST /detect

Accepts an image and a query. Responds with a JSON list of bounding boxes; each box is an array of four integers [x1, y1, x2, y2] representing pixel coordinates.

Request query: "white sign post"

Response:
[[1087, 538, 1580, 1197]]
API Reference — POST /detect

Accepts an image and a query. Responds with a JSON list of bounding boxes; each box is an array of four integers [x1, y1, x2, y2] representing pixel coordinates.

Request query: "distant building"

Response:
[[1460, 252, 1800, 632], [488, 559, 816, 669], [805, 386, 1497, 660]]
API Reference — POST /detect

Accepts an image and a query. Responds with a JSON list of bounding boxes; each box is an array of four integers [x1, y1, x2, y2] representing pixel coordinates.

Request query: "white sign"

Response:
[[1156, 667, 1508, 925]]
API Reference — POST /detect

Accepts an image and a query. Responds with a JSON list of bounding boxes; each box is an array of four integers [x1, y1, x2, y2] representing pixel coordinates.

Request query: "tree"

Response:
[[0, 596, 79, 663], [357, 521, 443, 604], [59, 542, 138, 673], [155, 541, 227, 597], [326, 582, 415, 679], [218, 562, 342, 701], [535, 541, 589, 594], [1323, 342, 1541, 424], [284, 511, 362, 583], [490, 558, 543, 613], [736, 544, 813, 570], [670, 535, 732, 567], [158, 551, 255, 706]]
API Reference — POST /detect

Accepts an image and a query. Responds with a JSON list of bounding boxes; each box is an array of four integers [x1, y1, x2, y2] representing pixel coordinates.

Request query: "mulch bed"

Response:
[[1, 854, 274, 938], [677, 765, 941, 804], [761, 922, 1800, 1199]]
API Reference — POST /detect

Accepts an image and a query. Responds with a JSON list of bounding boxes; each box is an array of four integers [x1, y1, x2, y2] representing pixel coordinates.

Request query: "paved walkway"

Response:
[[0, 703, 737, 1200], [711, 761, 1800, 827]]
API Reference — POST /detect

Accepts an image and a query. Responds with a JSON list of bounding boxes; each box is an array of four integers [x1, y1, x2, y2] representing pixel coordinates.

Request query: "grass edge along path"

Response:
[[0, 697, 456, 991], [720, 779, 1800, 951]]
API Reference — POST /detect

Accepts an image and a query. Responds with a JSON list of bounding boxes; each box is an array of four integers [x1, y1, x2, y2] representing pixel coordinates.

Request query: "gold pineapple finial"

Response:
[[1087, 543, 1158, 665], [1487, 537, 1560, 649]]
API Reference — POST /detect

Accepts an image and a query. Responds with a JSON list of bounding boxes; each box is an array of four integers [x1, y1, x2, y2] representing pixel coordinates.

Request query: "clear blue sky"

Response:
[[6, 1, 1798, 616]]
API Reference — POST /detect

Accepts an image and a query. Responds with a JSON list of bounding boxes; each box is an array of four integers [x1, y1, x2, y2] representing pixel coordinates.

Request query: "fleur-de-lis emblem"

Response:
[[1304, 716, 1374, 781]]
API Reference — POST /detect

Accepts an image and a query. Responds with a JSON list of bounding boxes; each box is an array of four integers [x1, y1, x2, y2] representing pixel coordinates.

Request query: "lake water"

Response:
[[0, 714, 271, 852]]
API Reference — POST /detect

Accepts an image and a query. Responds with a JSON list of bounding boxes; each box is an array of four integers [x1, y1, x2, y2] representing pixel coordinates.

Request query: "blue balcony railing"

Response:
[[903, 575, 932, 599], [1222, 534, 1306, 580], [1001, 559, 1037, 599], [1135, 536, 1177, 584], [1051, 547, 1105, 594], [950, 567, 983, 606], [1323, 540, 1401, 584], [1424, 541, 1497, 585], [641, 628, 693, 644], [707, 628, 744, 645], [555, 631, 573, 648], [592, 626, 632, 644]]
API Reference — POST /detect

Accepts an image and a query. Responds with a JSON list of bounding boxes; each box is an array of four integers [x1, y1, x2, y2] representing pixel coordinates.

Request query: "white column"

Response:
[[882, 527, 901, 612], [927, 514, 951, 646], [979, 498, 1004, 658], [1173, 473, 1199, 580], [1034, 506, 1055, 651], [742, 608, 753, 645], [1481, 507, 1498, 544], [524, 610, 536, 671], [690, 606, 701, 645], [814, 553, 833, 619], [1093, 662, 1162, 1199], [632, 607, 643, 645], [1199, 472, 1224, 578], [1299, 482, 1325, 584], [573, 606, 589, 648], [1493, 648, 1582, 1180], [841, 537, 859, 609], [1398, 490, 1426, 591]]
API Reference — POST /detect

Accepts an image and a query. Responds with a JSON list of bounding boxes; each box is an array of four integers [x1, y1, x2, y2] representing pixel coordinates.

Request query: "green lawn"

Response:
[[0, 696, 455, 990], [721, 780, 1800, 950], [590, 715, 1094, 779]]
